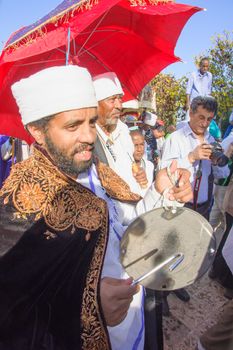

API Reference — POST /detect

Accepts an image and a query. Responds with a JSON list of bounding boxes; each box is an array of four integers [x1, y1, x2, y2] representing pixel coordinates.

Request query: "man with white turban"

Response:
[[0, 66, 192, 350]]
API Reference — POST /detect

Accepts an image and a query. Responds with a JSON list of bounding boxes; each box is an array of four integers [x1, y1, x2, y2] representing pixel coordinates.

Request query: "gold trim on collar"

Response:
[[0, 146, 107, 233]]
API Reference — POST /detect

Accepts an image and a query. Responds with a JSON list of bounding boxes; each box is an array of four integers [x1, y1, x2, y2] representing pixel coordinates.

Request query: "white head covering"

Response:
[[122, 99, 139, 110], [93, 72, 124, 102], [11, 65, 97, 125], [143, 111, 157, 127]]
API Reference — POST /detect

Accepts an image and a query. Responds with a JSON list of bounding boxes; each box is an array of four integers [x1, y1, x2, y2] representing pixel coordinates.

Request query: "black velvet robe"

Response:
[[0, 146, 110, 350]]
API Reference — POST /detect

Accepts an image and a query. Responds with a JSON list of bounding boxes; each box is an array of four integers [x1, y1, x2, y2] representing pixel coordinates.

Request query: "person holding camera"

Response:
[[159, 96, 229, 311], [161, 96, 229, 219]]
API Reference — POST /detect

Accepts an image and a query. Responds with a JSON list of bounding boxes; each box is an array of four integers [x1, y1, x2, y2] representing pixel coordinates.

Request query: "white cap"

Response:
[[122, 99, 139, 110], [93, 72, 124, 102], [143, 111, 157, 127], [11, 65, 97, 125]]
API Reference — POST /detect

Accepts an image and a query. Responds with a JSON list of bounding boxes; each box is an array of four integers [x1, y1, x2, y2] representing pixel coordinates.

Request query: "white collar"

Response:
[[183, 122, 212, 141]]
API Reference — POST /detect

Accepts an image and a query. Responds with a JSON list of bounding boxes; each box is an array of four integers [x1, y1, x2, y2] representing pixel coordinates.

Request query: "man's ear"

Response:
[[26, 125, 45, 146], [189, 109, 194, 119]]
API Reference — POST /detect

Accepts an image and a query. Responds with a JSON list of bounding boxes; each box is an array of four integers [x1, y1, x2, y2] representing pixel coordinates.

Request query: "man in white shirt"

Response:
[[186, 57, 212, 111], [161, 96, 229, 219], [161, 96, 230, 309], [93, 72, 149, 196]]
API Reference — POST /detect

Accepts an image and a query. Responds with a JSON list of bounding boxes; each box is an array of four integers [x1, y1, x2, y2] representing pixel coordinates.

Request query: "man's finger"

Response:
[[172, 185, 193, 203], [169, 160, 178, 174]]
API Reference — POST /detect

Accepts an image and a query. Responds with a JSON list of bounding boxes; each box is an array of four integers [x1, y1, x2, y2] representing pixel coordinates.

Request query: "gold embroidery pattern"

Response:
[[4, 0, 100, 51], [0, 147, 107, 233], [81, 215, 110, 350], [129, 0, 173, 5], [96, 160, 141, 203]]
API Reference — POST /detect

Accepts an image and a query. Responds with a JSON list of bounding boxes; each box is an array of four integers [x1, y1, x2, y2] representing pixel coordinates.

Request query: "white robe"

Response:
[[96, 120, 152, 196], [77, 164, 171, 350]]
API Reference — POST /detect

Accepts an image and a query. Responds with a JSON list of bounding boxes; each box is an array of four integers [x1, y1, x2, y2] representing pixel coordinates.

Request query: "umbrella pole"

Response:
[[66, 27, 71, 65]]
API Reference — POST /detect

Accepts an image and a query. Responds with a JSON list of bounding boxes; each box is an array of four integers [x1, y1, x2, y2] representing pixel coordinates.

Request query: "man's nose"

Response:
[[79, 125, 96, 144], [203, 119, 209, 128], [114, 97, 122, 110]]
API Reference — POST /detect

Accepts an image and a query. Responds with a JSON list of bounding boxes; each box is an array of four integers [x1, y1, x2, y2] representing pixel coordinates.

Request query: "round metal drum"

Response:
[[120, 207, 216, 291]]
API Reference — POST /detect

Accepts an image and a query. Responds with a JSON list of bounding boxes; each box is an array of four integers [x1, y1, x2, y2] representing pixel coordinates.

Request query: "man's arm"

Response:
[[115, 160, 193, 226], [208, 72, 213, 95], [185, 73, 194, 110]]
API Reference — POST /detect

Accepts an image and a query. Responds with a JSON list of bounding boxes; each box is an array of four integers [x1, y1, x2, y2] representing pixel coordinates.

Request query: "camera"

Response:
[[210, 142, 229, 167]]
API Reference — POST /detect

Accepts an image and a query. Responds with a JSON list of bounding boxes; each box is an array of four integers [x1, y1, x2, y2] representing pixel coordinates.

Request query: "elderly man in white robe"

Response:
[[93, 72, 150, 196]]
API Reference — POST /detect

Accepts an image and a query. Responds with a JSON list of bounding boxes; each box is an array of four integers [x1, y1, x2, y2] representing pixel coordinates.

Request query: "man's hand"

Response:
[[100, 277, 139, 327], [133, 167, 148, 188], [155, 160, 193, 203], [188, 143, 212, 164]]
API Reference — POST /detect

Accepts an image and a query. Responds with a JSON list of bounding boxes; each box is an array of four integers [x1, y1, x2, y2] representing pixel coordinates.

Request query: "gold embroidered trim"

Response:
[[129, 0, 173, 5], [96, 160, 141, 203], [4, 0, 175, 51], [81, 213, 110, 349], [0, 146, 107, 233], [4, 0, 99, 51]]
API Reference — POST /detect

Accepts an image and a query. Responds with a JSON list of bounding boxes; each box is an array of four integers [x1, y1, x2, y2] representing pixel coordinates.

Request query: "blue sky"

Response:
[[0, 0, 232, 78]]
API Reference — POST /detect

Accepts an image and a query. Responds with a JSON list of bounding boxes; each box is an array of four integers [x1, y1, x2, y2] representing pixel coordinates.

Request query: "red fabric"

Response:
[[0, 0, 201, 143]]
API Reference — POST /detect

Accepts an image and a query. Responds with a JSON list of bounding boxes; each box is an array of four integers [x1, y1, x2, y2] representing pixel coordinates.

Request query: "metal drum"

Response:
[[120, 207, 216, 291]]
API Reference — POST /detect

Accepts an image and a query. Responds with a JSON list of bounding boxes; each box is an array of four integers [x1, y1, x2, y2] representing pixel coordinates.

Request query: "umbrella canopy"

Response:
[[0, 0, 202, 143]]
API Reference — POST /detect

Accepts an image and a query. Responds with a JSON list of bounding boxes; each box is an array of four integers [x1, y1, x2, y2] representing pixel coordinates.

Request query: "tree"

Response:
[[150, 73, 186, 126], [196, 31, 233, 126]]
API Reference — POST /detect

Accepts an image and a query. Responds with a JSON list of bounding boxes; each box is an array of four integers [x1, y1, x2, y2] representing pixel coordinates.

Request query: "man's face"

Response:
[[97, 94, 123, 128], [199, 60, 209, 75], [152, 128, 164, 139], [189, 105, 214, 136], [131, 134, 145, 162], [41, 108, 98, 177]]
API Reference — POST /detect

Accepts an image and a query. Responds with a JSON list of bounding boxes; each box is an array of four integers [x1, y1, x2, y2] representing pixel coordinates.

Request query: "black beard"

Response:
[[44, 135, 94, 178]]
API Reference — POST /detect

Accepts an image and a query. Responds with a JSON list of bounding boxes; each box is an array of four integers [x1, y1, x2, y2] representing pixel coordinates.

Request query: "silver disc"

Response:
[[120, 207, 216, 291]]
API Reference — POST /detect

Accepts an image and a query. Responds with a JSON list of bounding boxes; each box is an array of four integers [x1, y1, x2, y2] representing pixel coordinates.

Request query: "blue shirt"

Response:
[[186, 70, 212, 102]]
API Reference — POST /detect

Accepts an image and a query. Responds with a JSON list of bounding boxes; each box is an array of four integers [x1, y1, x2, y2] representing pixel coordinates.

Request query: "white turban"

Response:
[[11, 65, 97, 125], [122, 99, 139, 110], [143, 111, 157, 127], [93, 72, 124, 102]]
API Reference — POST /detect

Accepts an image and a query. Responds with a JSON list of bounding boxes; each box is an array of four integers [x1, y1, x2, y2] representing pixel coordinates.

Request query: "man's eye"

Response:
[[67, 124, 78, 131], [90, 121, 96, 128]]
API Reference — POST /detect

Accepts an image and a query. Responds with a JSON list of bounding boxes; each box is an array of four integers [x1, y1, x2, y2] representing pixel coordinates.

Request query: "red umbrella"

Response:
[[0, 0, 202, 143]]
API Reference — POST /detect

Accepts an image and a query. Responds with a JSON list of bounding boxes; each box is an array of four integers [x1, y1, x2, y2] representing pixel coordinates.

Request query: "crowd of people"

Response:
[[0, 58, 232, 350]]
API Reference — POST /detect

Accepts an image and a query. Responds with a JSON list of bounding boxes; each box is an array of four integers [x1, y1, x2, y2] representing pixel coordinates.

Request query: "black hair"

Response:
[[190, 96, 218, 114], [26, 115, 55, 132], [199, 57, 209, 65]]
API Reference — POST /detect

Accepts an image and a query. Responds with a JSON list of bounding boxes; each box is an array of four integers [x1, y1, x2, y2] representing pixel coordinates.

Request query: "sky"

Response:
[[0, 0, 232, 78]]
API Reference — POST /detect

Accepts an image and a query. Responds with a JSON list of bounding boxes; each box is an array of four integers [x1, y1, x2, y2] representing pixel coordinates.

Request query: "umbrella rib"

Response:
[[76, 44, 133, 96], [77, 31, 125, 58], [76, 44, 111, 71], [79, 29, 128, 35], [15, 58, 66, 67], [78, 9, 110, 56]]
